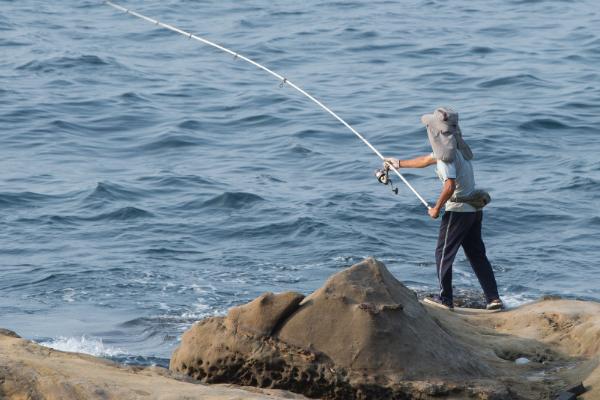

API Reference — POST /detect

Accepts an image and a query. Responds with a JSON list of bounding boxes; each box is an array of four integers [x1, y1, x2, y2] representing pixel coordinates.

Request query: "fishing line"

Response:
[[104, 1, 431, 209]]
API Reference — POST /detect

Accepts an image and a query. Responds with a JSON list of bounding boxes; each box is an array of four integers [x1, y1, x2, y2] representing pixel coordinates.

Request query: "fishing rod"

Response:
[[104, 1, 431, 209]]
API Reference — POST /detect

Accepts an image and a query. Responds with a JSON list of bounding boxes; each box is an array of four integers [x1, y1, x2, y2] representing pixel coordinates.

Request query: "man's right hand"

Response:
[[383, 158, 400, 169]]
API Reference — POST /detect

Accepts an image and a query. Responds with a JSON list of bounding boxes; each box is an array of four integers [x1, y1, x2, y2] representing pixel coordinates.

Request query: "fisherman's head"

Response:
[[420, 107, 458, 131], [421, 107, 473, 162]]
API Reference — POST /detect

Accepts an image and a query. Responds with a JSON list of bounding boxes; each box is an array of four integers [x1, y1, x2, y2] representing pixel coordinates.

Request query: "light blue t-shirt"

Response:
[[434, 151, 477, 212]]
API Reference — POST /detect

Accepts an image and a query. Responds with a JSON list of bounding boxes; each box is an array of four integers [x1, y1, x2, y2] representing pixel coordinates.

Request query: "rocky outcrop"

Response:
[[276, 259, 489, 380], [226, 291, 305, 337], [171, 258, 522, 398], [170, 258, 600, 399], [0, 329, 307, 400]]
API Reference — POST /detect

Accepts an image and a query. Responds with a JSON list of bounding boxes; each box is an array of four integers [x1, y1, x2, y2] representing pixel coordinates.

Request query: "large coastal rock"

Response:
[[171, 258, 600, 399], [276, 259, 489, 380]]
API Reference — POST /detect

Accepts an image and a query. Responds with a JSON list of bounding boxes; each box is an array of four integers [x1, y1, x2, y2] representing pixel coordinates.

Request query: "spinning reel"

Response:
[[374, 162, 399, 195]]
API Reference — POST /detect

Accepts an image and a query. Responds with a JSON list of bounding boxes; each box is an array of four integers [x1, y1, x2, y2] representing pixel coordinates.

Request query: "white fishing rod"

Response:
[[105, 1, 431, 209]]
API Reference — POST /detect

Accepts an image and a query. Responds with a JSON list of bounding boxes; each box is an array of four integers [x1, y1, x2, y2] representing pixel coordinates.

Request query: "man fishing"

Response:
[[106, 2, 502, 311], [384, 107, 503, 311]]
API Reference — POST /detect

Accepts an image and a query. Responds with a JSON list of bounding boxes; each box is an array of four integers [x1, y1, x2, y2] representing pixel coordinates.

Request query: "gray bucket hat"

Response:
[[421, 107, 473, 162]]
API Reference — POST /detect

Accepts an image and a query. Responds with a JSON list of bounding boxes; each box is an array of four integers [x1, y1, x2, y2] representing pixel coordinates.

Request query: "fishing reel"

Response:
[[374, 163, 399, 195]]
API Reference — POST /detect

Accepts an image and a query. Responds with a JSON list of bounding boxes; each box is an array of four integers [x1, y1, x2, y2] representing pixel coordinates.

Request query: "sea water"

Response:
[[1, 0, 599, 366]]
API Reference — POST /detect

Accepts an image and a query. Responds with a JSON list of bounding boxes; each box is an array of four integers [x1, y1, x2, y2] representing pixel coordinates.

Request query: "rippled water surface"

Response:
[[1, 1, 599, 364]]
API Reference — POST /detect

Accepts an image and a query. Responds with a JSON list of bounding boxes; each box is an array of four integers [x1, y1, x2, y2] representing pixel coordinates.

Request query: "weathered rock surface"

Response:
[[277, 259, 488, 379], [226, 291, 305, 337], [171, 257, 600, 399], [0, 330, 307, 400]]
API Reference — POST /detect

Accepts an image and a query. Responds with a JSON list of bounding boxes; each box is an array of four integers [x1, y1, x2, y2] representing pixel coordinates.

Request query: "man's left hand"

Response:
[[428, 207, 440, 219]]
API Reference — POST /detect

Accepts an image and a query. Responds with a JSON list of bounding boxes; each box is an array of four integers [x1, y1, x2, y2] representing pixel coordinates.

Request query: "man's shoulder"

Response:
[[436, 159, 457, 180]]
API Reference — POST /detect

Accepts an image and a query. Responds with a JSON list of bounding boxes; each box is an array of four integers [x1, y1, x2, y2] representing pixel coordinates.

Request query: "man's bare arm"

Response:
[[428, 178, 456, 219], [384, 154, 436, 169]]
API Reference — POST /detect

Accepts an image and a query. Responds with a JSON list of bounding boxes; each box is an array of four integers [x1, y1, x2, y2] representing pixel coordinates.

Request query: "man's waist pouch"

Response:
[[451, 189, 491, 209]]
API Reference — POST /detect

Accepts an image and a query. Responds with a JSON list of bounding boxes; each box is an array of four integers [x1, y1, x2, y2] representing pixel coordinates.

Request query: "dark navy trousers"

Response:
[[435, 211, 499, 303]]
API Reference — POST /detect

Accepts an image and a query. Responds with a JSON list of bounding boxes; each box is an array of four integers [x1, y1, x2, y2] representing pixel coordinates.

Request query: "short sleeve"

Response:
[[436, 160, 457, 181]]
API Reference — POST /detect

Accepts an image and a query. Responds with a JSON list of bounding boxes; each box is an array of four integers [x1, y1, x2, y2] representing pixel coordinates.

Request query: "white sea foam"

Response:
[[39, 336, 124, 357], [501, 293, 536, 309], [62, 288, 76, 302], [180, 301, 212, 320]]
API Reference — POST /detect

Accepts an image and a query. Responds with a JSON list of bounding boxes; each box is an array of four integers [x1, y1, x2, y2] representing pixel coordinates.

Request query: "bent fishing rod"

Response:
[[104, 1, 431, 209]]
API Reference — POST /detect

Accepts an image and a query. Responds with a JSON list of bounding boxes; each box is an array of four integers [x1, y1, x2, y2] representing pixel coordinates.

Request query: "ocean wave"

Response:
[[519, 118, 569, 131], [118, 91, 150, 103], [49, 119, 88, 134], [0, 19, 14, 32], [562, 101, 598, 110], [16, 55, 111, 73], [84, 182, 146, 203], [39, 207, 154, 224], [558, 176, 599, 192], [138, 134, 205, 152], [288, 143, 319, 155], [198, 191, 265, 209], [470, 46, 494, 55], [256, 174, 286, 184], [478, 74, 547, 88], [86, 207, 154, 221], [38, 336, 124, 357], [144, 247, 204, 255], [46, 79, 74, 87], [0, 191, 57, 207], [229, 113, 287, 128], [177, 119, 205, 130], [119, 307, 214, 341], [0, 39, 30, 47], [1, 273, 69, 290], [292, 128, 332, 140], [346, 42, 410, 53], [110, 354, 170, 368], [137, 174, 216, 188], [238, 216, 329, 238]]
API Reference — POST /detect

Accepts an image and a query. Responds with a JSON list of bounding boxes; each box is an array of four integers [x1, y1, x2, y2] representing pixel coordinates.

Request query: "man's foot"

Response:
[[423, 295, 454, 310], [486, 298, 504, 310]]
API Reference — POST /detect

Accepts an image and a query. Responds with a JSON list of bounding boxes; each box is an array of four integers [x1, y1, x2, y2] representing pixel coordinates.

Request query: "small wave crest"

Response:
[[84, 182, 145, 203], [240, 216, 328, 238], [138, 134, 204, 152], [470, 46, 494, 54], [478, 74, 547, 88], [229, 113, 287, 128], [17, 54, 111, 73], [199, 192, 265, 209], [0, 191, 56, 208], [38, 336, 124, 357], [558, 176, 599, 192], [519, 118, 568, 131], [289, 143, 319, 155], [41, 207, 154, 224], [86, 206, 154, 221]]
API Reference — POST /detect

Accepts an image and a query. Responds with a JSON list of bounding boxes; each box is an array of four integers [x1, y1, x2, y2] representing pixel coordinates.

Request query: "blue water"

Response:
[[1, 0, 599, 365]]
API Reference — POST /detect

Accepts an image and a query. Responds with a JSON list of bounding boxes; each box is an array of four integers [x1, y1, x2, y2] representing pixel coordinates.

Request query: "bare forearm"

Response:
[[385, 154, 436, 169], [427, 179, 455, 219], [434, 179, 455, 210]]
